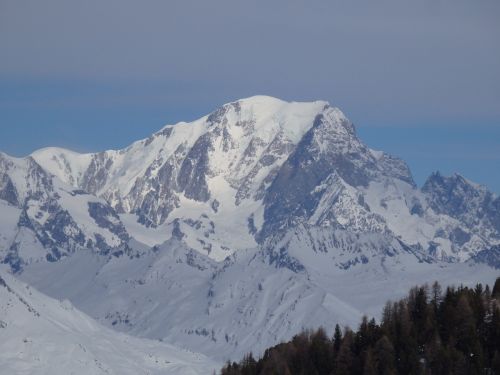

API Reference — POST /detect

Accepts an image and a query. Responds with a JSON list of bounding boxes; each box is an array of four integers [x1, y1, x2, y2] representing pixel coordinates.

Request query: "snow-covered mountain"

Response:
[[0, 271, 217, 374], [0, 95, 499, 362], [2, 96, 498, 266], [0, 153, 130, 272]]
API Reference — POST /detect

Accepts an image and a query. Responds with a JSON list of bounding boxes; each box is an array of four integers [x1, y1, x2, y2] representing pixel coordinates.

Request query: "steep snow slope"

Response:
[[0, 271, 217, 374]]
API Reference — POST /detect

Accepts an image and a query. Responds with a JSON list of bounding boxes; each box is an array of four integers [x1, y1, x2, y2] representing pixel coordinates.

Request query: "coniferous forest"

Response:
[[222, 278, 500, 375]]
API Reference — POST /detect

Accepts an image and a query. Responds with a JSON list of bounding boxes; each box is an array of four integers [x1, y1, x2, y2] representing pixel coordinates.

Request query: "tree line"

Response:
[[222, 277, 500, 375]]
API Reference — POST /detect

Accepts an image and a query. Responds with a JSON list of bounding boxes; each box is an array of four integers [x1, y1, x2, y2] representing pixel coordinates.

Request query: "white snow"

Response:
[[0, 200, 21, 251], [0, 271, 218, 375], [16, 237, 500, 362], [31, 147, 93, 187]]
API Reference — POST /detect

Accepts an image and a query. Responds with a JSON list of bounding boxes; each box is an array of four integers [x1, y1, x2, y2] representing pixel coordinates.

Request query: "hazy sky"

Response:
[[1, 0, 499, 192]]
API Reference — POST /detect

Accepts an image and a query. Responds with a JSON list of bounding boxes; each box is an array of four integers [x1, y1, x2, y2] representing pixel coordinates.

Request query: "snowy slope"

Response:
[[0, 271, 217, 374], [16, 239, 499, 362], [30, 147, 93, 187]]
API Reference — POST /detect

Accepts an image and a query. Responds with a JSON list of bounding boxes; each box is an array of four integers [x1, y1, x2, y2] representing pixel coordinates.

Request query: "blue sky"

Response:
[[1, 0, 499, 192]]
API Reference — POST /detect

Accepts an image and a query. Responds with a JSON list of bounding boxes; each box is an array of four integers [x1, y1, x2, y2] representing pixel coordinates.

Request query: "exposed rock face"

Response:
[[0, 173, 18, 207], [259, 109, 410, 241], [177, 133, 212, 202], [471, 245, 500, 269], [81, 152, 114, 195], [88, 202, 129, 241], [423, 172, 489, 221], [423, 172, 500, 242]]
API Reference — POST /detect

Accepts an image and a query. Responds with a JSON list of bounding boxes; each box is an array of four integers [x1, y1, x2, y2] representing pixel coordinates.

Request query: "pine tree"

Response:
[[335, 329, 354, 375], [356, 316, 370, 351], [492, 350, 500, 374], [374, 336, 396, 375], [493, 277, 500, 299], [362, 348, 376, 375], [310, 327, 331, 375], [455, 295, 476, 356], [431, 281, 442, 308], [333, 324, 342, 353], [240, 353, 257, 375]]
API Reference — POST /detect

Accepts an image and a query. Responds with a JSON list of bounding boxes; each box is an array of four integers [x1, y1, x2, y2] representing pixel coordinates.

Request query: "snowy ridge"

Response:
[[30, 147, 93, 187]]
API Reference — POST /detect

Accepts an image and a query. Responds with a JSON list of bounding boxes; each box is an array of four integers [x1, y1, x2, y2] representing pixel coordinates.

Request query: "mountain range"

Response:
[[1, 96, 499, 365]]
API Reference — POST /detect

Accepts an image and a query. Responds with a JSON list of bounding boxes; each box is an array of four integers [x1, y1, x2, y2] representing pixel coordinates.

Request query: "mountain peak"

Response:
[[424, 171, 486, 193], [210, 95, 332, 120], [236, 95, 329, 108], [152, 96, 333, 145]]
